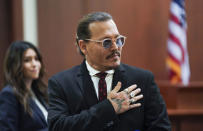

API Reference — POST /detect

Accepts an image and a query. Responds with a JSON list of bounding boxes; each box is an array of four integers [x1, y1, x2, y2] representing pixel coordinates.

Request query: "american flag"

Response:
[[166, 0, 190, 85]]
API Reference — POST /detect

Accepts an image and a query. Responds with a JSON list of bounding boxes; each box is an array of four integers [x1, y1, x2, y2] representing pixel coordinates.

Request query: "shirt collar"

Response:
[[85, 60, 114, 76]]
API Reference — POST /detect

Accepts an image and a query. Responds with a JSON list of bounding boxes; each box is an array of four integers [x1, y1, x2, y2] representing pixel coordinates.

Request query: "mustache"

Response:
[[106, 51, 121, 59]]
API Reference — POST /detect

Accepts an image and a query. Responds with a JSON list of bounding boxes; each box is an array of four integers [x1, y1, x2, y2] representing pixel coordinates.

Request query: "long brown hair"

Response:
[[3, 41, 48, 115]]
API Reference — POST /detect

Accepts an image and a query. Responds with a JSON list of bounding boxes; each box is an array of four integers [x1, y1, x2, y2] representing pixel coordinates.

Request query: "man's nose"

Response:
[[110, 41, 118, 50]]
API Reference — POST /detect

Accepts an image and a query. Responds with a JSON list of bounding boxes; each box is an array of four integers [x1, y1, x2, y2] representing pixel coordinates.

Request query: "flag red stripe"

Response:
[[170, 13, 182, 26], [169, 33, 185, 62]]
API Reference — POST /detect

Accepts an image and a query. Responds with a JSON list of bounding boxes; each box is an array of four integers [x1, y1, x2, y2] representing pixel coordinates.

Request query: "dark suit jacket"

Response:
[[48, 61, 171, 131], [0, 85, 48, 131]]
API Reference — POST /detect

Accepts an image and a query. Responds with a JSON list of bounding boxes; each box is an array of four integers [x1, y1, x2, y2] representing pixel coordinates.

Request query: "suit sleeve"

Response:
[[0, 89, 20, 131], [48, 77, 117, 131], [144, 72, 171, 131]]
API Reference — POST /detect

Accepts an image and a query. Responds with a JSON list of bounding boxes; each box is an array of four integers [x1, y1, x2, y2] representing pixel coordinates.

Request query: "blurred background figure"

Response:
[[0, 41, 48, 131]]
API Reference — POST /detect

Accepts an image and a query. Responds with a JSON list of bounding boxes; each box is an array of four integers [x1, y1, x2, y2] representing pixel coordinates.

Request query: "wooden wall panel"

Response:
[[0, 0, 12, 90], [186, 0, 203, 81], [159, 82, 203, 131], [11, 0, 23, 41], [38, 0, 83, 80]]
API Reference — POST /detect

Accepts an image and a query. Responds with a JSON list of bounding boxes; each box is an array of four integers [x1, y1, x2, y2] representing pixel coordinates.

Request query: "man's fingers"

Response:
[[128, 84, 137, 92], [123, 84, 137, 95], [130, 88, 141, 98], [129, 103, 141, 109], [107, 82, 121, 99], [112, 82, 122, 93], [131, 94, 143, 102]]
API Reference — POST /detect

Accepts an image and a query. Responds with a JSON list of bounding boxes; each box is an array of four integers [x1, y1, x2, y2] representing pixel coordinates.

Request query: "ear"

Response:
[[78, 40, 87, 55]]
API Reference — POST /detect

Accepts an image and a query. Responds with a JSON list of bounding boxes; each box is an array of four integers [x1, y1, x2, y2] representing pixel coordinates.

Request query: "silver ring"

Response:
[[130, 91, 135, 98], [129, 99, 135, 104]]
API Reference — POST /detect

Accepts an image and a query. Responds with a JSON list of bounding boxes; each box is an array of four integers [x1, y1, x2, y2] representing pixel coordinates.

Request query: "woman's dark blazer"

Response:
[[0, 85, 48, 131]]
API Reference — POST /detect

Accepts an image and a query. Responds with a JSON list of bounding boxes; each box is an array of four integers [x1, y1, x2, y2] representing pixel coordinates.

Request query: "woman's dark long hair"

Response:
[[3, 41, 48, 115]]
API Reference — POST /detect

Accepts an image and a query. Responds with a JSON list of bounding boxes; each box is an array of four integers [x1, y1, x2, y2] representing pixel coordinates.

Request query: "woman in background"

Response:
[[0, 41, 48, 131]]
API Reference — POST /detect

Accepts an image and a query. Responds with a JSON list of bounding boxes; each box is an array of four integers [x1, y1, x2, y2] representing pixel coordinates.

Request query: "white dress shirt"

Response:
[[31, 91, 48, 121], [85, 61, 115, 99]]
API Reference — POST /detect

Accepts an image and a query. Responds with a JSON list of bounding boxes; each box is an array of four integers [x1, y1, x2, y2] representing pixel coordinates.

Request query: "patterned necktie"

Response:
[[96, 72, 107, 101]]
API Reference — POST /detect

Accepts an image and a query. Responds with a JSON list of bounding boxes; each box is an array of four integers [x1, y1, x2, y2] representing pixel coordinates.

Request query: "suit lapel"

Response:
[[112, 64, 127, 92], [76, 61, 98, 107], [30, 99, 47, 126]]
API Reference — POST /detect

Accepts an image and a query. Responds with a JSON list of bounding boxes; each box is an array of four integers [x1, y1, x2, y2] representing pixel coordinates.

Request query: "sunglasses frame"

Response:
[[85, 35, 126, 49]]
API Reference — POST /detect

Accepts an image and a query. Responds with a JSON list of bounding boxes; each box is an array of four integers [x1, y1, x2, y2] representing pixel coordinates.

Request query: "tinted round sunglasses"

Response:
[[85, 35, 126, 49]]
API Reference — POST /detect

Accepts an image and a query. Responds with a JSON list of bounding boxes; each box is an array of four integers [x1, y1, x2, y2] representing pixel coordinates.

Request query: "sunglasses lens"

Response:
[[102, 36, 125, 48], [103, 39, 112, 48], [116, 37, 124, 47]]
